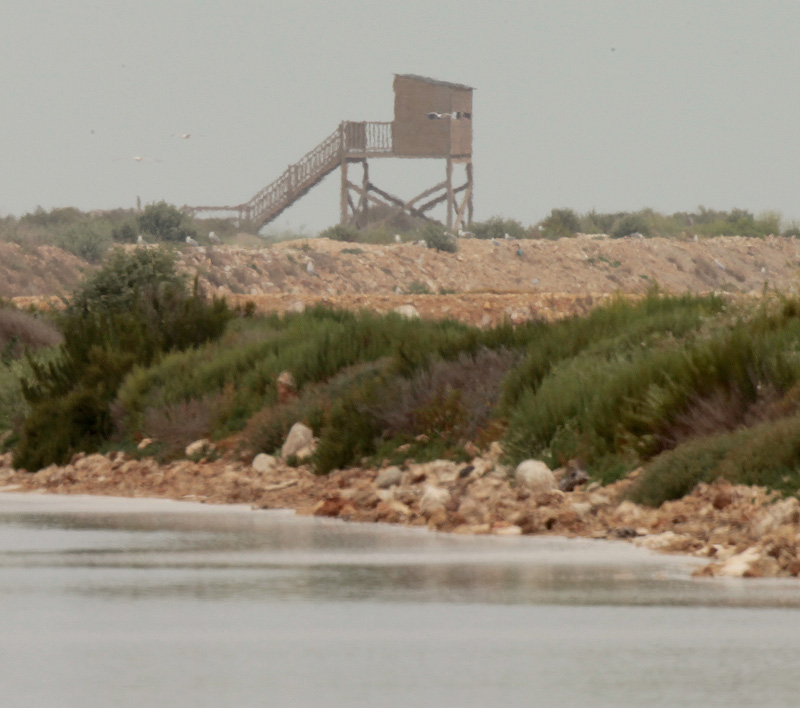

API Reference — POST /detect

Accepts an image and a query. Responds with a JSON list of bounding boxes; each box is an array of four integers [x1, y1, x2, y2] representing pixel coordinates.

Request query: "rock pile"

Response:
[[2, 443, 799, 578]]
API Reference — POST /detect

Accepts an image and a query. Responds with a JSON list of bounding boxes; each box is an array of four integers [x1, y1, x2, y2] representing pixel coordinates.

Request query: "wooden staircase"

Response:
[[185, 121, 393, 228]]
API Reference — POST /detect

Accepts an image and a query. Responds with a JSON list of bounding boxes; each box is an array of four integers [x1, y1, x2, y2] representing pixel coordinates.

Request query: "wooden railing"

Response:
[[185, 121, 394, 227], [342, 121, 393, 155]]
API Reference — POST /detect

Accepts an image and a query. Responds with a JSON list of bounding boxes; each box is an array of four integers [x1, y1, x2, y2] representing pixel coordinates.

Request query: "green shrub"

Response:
[[629, 413, 800, 506], [320, 224, 360, 242], [419, 224, 457, 253], [12, 252, 231, 470], [610, 211, 651, 238], [56, 225, 112, 263], [469, 216, 527, 241], [406, 280, 431, 294], [502, 294, 800, 481], [538, 208, 580, 239], [137, 201, 198, 243], [112, 221, 138, 244], [68, 247, 184, 314]]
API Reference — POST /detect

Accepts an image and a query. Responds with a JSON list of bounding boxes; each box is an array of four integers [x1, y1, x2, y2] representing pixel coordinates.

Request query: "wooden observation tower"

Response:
[[184, 74, 474, 232]]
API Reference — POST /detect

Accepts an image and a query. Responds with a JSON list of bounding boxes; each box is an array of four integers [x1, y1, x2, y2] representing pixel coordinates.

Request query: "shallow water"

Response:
[[1, 493, 799, 708]]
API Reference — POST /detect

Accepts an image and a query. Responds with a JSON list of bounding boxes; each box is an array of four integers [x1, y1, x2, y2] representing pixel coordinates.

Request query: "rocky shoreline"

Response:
[[2, 438, 799, 579]]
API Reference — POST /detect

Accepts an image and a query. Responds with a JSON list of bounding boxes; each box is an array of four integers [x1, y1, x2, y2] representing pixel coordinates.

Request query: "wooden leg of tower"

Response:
[[466, 160, 474, 225], [340, 158, 349, 225], [446, 158, 454, 231], [360, 160, 369, 228]]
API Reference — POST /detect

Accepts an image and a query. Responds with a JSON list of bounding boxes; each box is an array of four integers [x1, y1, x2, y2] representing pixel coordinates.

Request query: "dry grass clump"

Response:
[[0, 305, 62, 357], [374, 348, 517, 443]]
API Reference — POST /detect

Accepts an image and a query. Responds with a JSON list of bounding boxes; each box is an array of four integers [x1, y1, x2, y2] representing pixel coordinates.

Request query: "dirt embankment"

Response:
[[7, 234, 800, 324]]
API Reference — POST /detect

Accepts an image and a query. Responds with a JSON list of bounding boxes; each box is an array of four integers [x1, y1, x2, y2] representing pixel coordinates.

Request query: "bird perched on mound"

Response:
[[306, 261, 317, 275], [458, 228, 476, 238], [490, 237, 501, 247], [185, 236, 200, 246], [394, 234, 402, 243], [136, 234, 146, 245], [208, 231, 221, 244]]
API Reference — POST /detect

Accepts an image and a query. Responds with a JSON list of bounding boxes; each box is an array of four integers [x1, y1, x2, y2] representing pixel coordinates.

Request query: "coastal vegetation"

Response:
[[3, 240, 800, 508], [4, 203, 800, 507]]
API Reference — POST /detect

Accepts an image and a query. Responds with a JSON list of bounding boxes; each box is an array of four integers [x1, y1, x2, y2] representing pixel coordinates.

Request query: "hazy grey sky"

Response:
[[3, 0, 800, 232]]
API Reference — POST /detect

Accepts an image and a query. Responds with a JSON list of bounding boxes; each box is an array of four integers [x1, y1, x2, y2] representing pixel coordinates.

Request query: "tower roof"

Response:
[[394, 74, 474, 91]]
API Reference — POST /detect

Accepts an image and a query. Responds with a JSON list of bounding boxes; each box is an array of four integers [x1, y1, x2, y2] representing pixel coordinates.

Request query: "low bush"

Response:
[[469, 216, 527, 241], [418, 223, 457, 253], [373, 348, 516, 445], [538, 208, 580, 239], [629, 413, 800, 506], [320, 224, 360, 242], [0, 305, 62, 360]]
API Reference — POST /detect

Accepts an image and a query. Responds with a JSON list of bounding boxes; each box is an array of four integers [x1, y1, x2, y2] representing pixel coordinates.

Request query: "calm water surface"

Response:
[[1, 492, 799, 708]]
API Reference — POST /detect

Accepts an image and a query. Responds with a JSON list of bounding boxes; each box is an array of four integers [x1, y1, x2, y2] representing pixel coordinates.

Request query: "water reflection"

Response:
[[1, 493, 799, 608], [3, 494, 800, 708]]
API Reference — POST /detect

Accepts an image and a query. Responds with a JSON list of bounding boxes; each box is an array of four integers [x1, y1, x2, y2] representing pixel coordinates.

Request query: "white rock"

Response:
[[634, 531, 680, 551], [281, 423, 314, 458], [615, 500, 644, 524], [252, 453, 277, 474], [394, 304, 420, 319], [754, 497, 800, 535], [419, 484, 451, 516], [716, 547, 762, 577], [570, 501, 592, 518], [376, 466, 403, 489], [137, 438, 154, 451], [458, 497, 489, 525], [185, 439, 212, 458], [492, 524, 523, 536], [293, 443, 316, 461], [514, 460, 556, 493]]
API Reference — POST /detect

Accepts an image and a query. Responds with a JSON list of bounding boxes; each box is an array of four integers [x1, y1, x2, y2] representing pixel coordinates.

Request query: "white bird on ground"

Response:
[[136, 234, 146, 245], [504, 233, 513, 240], [185, 236, 200, 246], [458, 228, 476, 238], [417, 239, 427, 248], [491, 237, 501, 246], [306, 261, 316, 275], [394, 234, 402, 243], [208, 231, 221, 243]]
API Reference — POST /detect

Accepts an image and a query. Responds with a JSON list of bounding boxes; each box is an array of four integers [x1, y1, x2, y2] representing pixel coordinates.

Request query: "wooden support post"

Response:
[[446, 158, 454, 231], [466, 160, 474, 225], [340, 157, 348, 225], [360, 159, 369, 228]]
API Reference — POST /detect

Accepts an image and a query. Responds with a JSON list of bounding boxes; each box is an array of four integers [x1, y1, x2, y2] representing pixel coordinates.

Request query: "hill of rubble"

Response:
[[6, 233, 800, 324]]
